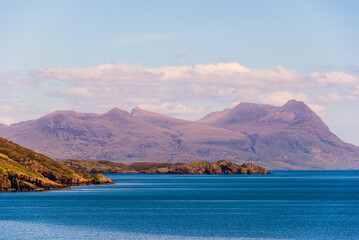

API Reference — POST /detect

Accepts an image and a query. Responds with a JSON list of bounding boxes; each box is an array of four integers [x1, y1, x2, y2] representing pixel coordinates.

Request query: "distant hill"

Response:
[[60, 159, 270, 175], [0, 137, 114, 192], [0, 100, 358, 170]]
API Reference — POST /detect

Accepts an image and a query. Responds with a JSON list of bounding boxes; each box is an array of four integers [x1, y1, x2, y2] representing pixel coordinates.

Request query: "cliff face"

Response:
[[0, 169, 69, 192], [0, 138, 114, 192], [61, 159, 270, 175]]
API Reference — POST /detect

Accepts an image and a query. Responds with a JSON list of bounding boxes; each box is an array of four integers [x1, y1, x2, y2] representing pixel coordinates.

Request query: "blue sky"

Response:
[[0, 0, 359, 145]]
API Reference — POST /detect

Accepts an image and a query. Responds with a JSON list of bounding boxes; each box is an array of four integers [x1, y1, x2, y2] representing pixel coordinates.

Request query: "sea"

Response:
[[1, 171, 359, 240]]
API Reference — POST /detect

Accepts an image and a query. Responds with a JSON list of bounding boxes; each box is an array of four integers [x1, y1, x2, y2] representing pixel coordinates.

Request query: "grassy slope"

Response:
[[0, 137, 114, 192]]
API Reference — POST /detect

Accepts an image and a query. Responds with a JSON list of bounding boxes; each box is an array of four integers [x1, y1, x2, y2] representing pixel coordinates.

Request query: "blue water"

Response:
[[1, 171, 359, 240]]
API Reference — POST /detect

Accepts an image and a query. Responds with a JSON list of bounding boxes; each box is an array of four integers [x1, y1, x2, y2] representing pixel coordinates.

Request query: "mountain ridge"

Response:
[[0, 100, 358, 170]]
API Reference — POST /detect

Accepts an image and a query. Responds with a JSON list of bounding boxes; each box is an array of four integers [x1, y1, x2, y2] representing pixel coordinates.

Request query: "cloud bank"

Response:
[[1, 62, 359, 123], [32, 63, 359, 89]]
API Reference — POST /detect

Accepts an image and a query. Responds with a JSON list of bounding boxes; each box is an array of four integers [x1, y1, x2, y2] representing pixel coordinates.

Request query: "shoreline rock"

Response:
[[0, 137, 115, 192], [61, 159, 271, 175]]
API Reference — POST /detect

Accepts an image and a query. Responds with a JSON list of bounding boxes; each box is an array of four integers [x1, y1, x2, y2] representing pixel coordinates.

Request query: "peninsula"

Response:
[[0, 137, 114, 192]]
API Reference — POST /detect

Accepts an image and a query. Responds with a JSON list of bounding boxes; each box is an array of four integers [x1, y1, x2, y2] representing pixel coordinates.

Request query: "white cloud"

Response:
[[0, 105, 14, 112], [315, 92, 358, 103], [354, 85, 359, 95], [308, 104, 326, 117], [2, 62, 359, 123], [30, 62, 359, 92], [17, 102, 33, 108], [187, 84, 206, 94], [34, 64, 156, 86], [0, 71, 37, 87], [234, 88, 261, 98], [216, 87, 236, 96], [311, 72, 359, 86], [0, 100, 37, 125], [58, 87, 91, 97], [0, 117, 12, 125], [0, 85, 10, 91], [138, 102, 205, 115], [258, 91, 309, 106]]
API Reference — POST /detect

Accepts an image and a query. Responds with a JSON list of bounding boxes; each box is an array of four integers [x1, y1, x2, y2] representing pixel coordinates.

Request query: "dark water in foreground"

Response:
[[1, 171, 359, 240]]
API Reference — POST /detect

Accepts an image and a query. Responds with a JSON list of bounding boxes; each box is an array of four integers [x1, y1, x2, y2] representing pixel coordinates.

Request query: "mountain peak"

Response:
[[40, 110, 100, 122], [103, 107, 131, 117], [236, 102, 261, 107], [107, 107, 124, 112], [46, 110, 77, 117], [263, 99, 328, 129], [199, 102, 279, 125], [281, 99, 308, 112], [280, 99, 315, 118]]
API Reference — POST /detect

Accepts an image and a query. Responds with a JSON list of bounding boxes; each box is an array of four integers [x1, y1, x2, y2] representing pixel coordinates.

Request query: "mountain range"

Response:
[[0, 100, 358, 170]]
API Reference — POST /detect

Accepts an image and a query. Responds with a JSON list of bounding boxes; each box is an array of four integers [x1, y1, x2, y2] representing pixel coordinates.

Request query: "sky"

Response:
[[0, 0, 359, 145]]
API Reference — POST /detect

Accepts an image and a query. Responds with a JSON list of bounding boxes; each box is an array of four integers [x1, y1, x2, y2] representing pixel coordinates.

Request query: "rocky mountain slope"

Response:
[[0, 137, 114, 192], [61, 159, 270, 175], [0, 100, 358, 170]]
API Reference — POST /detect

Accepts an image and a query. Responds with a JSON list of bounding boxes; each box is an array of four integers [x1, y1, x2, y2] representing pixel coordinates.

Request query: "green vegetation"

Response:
[[0, 137, 115, 192], [61, 159, 270, 175]]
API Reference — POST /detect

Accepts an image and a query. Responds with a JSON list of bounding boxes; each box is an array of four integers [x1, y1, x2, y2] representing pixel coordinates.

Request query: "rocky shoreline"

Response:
[[0, 137, 115, 192], [61, 159, 271, 175], [0, 171, 115, 192]]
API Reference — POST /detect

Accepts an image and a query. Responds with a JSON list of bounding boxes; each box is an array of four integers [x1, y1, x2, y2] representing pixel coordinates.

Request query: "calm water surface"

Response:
[[1, 171, 359, 240]]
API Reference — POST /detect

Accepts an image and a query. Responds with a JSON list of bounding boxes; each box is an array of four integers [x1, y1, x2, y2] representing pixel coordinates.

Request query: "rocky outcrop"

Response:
[[89, 173, 115, 184], [0, 137, 115, 192], [61, 159, 271, 175], [1, 171, 69, 192], [146, 161, 269, 175], [238, 163, 268, 174]]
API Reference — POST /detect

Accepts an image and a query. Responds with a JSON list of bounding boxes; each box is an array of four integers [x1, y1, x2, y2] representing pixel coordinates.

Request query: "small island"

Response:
[[61, 159, 271, 175]]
